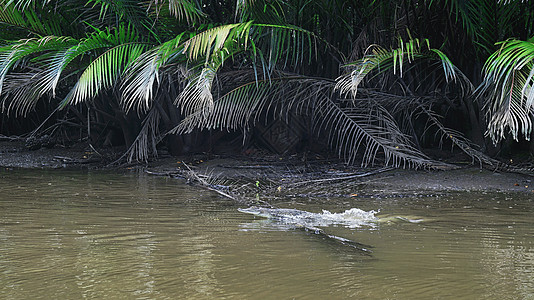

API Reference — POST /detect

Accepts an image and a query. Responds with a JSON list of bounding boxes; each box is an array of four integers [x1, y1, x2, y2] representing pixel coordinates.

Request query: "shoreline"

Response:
[[1, 140, 533, 196]]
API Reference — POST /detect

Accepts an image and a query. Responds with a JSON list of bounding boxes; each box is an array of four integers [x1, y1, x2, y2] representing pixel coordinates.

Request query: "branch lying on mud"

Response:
[[145, 163, 270, 206], [286, 166, 394, 186], [0, 135, 23, 141], [181, 162, 242, 202]]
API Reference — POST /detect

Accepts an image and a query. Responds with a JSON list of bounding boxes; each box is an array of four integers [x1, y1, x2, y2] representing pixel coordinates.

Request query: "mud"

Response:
[[0, 140, 107, 169], [1, 140, 533, 195]]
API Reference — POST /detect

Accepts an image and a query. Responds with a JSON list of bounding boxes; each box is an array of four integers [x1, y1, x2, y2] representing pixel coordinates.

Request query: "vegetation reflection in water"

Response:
[[1, 169, 533, 299]]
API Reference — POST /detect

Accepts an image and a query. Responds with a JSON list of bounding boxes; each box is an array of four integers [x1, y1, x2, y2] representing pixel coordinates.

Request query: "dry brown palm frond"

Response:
[[316, 98, 448, 169], [117, 104, 161, 163], [415, 100, 504, 169], [177, 65, 216, 120], [349, 90, 501, 168], [172, 74, 331, 134], [171, 72, 449, 169], [1, 70, 48, 116]]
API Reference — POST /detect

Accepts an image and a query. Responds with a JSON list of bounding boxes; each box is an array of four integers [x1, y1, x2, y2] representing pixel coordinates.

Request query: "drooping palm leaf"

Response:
[[123, 22, 318, 113], [62, 42, 148, 106], [336, 38, 460, 98], [0, 36, 77, 98], [0, 25, 145, 115], [318, 98, 442, 168], [173, 74, 327, 134], [172, 72, 449, 169], [479, 38, 534, 142], [123, 23, 252, 113], [119, 103, 160, 162], [148, 0, 205, 24], [346, 88, 496, 168], [0, 2, 67, 36], [415, 98, 502, 168], [178, 64, 217, 117], [121, 32, 188, 111], [182, 22, 252, 62], [0, 70, 46, 115]]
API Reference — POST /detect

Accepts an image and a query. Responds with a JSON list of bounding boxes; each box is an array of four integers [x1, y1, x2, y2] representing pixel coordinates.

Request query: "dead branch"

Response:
[[285, 166, 395, 186]]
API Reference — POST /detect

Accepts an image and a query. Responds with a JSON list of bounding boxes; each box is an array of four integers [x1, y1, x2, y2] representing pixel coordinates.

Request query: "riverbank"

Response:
[[1, 140, 533, 197]]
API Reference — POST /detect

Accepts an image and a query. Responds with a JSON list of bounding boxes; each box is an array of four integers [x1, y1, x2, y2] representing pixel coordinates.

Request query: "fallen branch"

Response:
[[182, 162, 243, 202], [0, 135, 23, 141], [286, 166, 394, 186]]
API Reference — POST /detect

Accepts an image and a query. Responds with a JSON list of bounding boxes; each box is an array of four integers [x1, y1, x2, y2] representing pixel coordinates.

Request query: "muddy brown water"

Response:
[[1, 169, 533, 299]]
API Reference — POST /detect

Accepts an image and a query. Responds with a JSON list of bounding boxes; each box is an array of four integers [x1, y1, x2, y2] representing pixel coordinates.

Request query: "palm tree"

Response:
[[0, 0, 532, 168], [0, 0, 199, 154]]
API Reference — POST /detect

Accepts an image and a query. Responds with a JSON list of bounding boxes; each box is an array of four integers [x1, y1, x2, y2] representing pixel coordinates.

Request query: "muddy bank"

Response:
[[1, 140, 533, 196], [0, 140, 108, 169], [144, 155, 534, 199]]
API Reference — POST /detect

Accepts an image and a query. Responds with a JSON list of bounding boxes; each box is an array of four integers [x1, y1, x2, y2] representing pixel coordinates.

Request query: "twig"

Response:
[[0, 135, 23, 141], [29, 107, 60, 139], [88, 143, 103, 157]]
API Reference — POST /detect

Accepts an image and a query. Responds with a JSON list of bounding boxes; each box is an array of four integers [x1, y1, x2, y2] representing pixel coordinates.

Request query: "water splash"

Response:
[[238, 206, 379, 229]]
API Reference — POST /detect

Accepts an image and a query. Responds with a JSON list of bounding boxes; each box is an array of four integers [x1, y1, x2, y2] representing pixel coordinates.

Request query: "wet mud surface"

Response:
[[145, 156, 534, 200], [1, 140, 533, 196], [0, 141, 105, 169]]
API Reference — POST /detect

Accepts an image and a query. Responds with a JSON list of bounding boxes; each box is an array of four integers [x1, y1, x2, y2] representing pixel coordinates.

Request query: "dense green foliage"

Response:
[[0, 0, 533, 167]]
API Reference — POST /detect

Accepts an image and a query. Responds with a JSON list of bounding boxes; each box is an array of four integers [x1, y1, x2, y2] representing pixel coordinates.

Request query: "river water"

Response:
[[1, 169, 533, 299]]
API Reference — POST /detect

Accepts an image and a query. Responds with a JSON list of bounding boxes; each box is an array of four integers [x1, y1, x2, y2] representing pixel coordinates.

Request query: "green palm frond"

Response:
[[148, 0, 205, 24], [62, 42, 148, 106], [45, 26, 140, 95], [122, 22, 251, 112], [437, 0, 532, 55], [336, 38, 459, 98], [85, 0, 151, 28], [479, 38, 534, 142], [122, 22, 317, 112], [0, 25, 141, 115], [439, 0, 478, 36], [182, 22, 252, 62], [251, 24, 319, 73], [121, 32, 188, 111], [0, 2, 66, 36], [235, 0, 286, 24], [0, 0, 52, 10], [0, 36, 77, 96], [176, 22, 319, 114]]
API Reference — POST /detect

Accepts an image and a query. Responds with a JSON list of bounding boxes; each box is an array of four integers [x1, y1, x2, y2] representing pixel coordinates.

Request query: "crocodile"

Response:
[[238, 206, 317, 221], [238, 206, 376, 253]]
